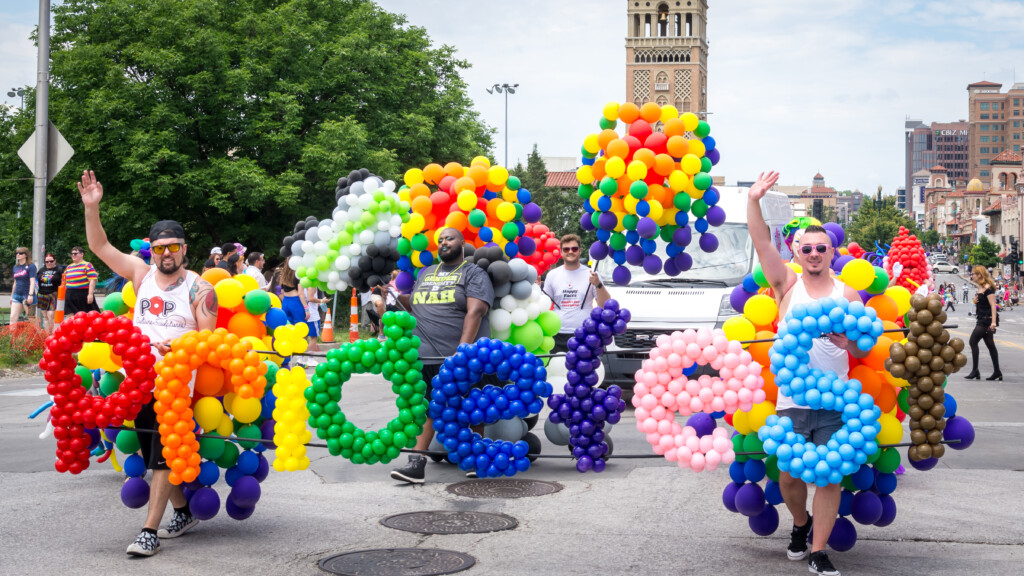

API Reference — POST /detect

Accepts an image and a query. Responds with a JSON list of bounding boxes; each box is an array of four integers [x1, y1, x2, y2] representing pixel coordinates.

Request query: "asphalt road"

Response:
[[1, 271, 1022, 575]]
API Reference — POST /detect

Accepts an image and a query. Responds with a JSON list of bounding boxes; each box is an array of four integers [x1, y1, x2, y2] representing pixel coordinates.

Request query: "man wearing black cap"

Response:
[[78, 170, 218, 557]]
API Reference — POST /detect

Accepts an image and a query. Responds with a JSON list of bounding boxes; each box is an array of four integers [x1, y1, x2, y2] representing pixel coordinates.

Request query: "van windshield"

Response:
[[594, 223, 753, 285]]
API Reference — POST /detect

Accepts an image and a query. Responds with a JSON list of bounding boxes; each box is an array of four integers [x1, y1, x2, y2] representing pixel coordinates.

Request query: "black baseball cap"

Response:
[[149, 220, 185, 241]]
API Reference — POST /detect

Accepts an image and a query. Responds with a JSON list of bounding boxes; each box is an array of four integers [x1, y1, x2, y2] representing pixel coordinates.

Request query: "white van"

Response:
[[594, 186, 793, 388]]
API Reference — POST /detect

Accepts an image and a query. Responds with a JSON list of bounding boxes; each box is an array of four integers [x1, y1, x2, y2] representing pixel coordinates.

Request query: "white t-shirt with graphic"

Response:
[[134, 267, 199, 361], [543, 265, 597, 334]]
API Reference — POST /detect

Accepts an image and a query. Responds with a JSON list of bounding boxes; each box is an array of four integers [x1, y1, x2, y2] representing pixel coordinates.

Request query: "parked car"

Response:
[[933, 261, 959, 274]]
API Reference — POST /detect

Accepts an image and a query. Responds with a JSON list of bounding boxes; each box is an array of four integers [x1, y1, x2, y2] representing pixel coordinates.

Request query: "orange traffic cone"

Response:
[[321, 308, 334, 343], [54, 270, 68, 324], [349, 288, 360, 342]]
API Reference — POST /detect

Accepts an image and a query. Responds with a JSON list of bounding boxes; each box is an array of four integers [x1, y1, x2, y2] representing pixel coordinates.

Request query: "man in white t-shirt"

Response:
[[542, 234, 611, 352], [243, 252, 269, 290]]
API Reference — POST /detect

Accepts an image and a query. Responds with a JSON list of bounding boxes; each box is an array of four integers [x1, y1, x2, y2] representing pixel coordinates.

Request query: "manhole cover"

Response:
[[319, 548, 475, 576], [446, 479, 563, 499], [381, 511, 518, 535]]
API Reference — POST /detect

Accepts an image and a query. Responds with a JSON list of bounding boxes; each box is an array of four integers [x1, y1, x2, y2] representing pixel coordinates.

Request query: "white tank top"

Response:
[[775, 275, 849, 411], [134, 267, 199, 360]]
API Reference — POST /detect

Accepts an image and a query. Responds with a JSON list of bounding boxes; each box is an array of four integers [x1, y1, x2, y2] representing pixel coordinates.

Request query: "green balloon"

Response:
[[540, 336, 555, 353], [397, 237, 411, 254], [622, 214, 639, 231], [659, 225, 676, 243], [577, 183, 594, 199], [841, 474, 857, 492], [867, 267, 889, 294], [215, 441, 240, 468], [598, 116, 617, 130], [537, 311, 561, 337], [691, 199, 708, 218], [580, 144, 596, 159], [874, 447, 901, 473], [314, 256, 328, 271], [742, 432, 765, 460], [115, 430, 140, 454], [411, 234, 429, 252], [700, 157, 713, 173], [753, 264, 769, 288], [244, 290, 272, 315], [896, 388, 909, 413], [102, 292, 129, 315], [99, 371, 125, 396], [590, 212, 601, 228], [75, 365, 93, 390], [237, 424, 262, 450], [765, 455, 779, 482], [629, 181, 649, 199], [507, 175, 521, 190], [733, 434, 749, 463], [468, 209, 487, 228], [198, 435, 226, 461], [694, 120, 711, 138], [673, 192, 691, 212], [514, 203, 523, 220], [599, 176, 618, 196], [693, 172, 712, 191], [501, 222, 519, 241], [511, 321, 544, 352], [609, 232, 627, 251]]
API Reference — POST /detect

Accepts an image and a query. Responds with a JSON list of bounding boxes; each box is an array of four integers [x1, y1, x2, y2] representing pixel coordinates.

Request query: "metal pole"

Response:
[[31, 0, 50, 267], [503, 89, 508, 167]]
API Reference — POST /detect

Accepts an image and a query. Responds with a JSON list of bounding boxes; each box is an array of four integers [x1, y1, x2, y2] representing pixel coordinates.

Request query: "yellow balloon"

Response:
[[626, 160, 648, 181], [501, 187, 518, 202], [231, 397, 262, 424], [681, 112, 699, 131], [122, 281, 137, 308], [732, 409, 752, 435], [583, 134, 600, 154], [722, 316, 756, 344], [294, 321, 309, 338], [605, 156, 626, 179], [840, 259, 875, 291], [688, 140, 706, 157], [744, 294, 779, 326], [660, 104, 679, 122], [222, 392, 237, 414], [78, 342, 109, 370], [456, 190, 477, 212], [403, 168, 424, 187], [876, 414, 904, 445], [624, 195, 639, 214], [216, 413, 234, 437], [576, 165, 594, 184], [215, 278, 245, 309], [470, 155, 490, 168], [102, 353, 122, 373], [680, 154, 702, 175], [786, 262, 803, 274], [589, 191, 603, 210], [746, 401, 777, 431], [194, 396, 224, 432], [885, 286, 912, 315], [496, 202, 516, 222], [487, 165, 509, 187], [602, 101, 620, 121], [668, 170, 689, 192], [235, 273, 259, 293], [647, 200, 664, 222], [268, 293, 282, 309]]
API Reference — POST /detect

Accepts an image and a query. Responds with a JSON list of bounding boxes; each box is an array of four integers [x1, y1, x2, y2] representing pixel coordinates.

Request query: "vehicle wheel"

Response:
[[953, 268, 959, 274]]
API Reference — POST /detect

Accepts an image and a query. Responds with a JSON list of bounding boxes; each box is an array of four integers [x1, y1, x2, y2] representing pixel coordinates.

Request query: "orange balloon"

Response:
[[850, 364, 882, 399], [467, 165, 488, 187], [761, 372, 778, 404], [194, 364, 224, 396], [423, 163, 445, 185], [408, 182, 431, 199], [666, 135, 689, 158], [617, 102, 641, 123], [633, 148, 656, 168], [228, 312, 265, 339], [598, 129, 619, 150], [443, 162, 464, 178], [453, 176, 476, 193], [607, 139, 630, 159], [867, 295, 898, 323], [445, 211, 468, 231], [663, 117, 686, 138], [411, 195, 433, 216], [863, 336, 893, 371], [639, 102, 662, 123], [201, 267, 230, 286], [876, 382, 897, 412], [591, 157, 607, 180], [653, 154, 676, 176], [748, 330, 775, 367]]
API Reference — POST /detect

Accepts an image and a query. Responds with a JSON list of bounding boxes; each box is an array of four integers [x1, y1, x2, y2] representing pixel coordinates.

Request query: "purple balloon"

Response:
[[674, 252, 693, 271], [943, 415, 975, 450], [253, 453, 271, 482], [580, 212, 596, 231], [395, 271, 415, 293], [517, 236, 537, 256], [598, 212, 618, 231], [699, 233, 719, 252], [229, 476, 262, 508], [833, 255, 854, 273], [735, 482, 767, 517], [636, 217, 658, 238], [576, 455, 594, 472], [823, 222, 845, 246], [723, 482, 742, 512], [686, 412, 716, 437], [851, 490, 883, 525], [589, 241, 609, 261], [827, 517, 858, 552], [706, 148, 721, 165], [706, 205, 726, 227], [857, 289, 871, 303], [730, 285, 753, 312], [748, 503, 780, 536], [189, 487, 221, 521], [225, 498, 255, 521], [908, 456, 938, 471], [625, 245, 645, 266], [120, 477, 150, 509], [663, 258, 680, 277], [522, 202, 542, 223], [612, 265, 631, 286], [642, 255, 663, 275], [672, 226, 692, 247], [825, 230, 838, 247], [260, 419, 276, 450]]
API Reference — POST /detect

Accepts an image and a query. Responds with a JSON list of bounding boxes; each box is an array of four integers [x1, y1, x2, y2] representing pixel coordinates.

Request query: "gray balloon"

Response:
[[526, 266, 538, 285], [484, 418, 527, 441], [508, 258, 530, 282], [510, 279, 532, 300], [488, 260, 511, 286], [349, 181, 364, 196], [543, 418, 570, 446], [304, 227, 319, 242], [374, 230, 391, 247], [493, 281, 511, 298]]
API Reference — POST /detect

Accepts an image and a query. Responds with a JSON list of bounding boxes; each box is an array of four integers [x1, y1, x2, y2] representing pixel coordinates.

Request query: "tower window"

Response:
[[658, 4, 669, 37], [685, 13, 692, 36]]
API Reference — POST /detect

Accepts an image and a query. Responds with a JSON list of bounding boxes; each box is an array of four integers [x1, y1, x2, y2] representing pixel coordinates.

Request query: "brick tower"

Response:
[[625, 0, 708, 116]]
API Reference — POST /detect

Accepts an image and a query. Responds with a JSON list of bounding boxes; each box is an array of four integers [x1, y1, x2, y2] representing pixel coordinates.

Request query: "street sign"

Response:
[[17, 120, 73, 184]]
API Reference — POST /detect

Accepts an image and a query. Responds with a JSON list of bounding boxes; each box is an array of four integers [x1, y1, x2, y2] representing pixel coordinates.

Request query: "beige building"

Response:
[[779, 173, 837, 221], [966, 81, 1024, 186], [625, 0, 708, 115]]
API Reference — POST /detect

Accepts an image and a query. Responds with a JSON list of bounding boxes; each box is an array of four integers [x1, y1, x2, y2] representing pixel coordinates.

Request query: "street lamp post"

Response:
[[486, 83, 518, 167], [6, 87, 26, 109]]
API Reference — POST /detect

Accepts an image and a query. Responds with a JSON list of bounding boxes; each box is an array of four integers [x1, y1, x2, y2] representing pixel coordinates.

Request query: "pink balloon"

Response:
[[640, 394, 658, 411], [705, 449, 722, 470], [689, 452, 706, 472]]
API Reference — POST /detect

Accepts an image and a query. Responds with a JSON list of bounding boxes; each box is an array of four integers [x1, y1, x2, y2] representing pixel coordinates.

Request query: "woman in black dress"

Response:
[[965, 266, 1001, 381]]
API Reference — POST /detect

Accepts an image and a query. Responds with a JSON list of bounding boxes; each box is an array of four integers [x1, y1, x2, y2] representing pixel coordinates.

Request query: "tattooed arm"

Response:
[[190, 277, 218, 331]]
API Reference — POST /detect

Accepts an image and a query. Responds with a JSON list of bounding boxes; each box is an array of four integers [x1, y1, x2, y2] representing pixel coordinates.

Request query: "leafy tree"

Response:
[[920, 229, 941, 248], [846, 194, 920, 251], [969, 236, 1001, 268], [0, 0, 493, 277], [511, 144, 595, 252]]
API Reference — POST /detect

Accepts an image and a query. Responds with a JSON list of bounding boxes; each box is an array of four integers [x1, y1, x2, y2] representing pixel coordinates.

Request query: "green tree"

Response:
[[969, 237, 1000, 268], [920, 229, 941, 248], [511, 144, 595, 250], [0, 0, 493, 276], [846, 195, 920, 251]]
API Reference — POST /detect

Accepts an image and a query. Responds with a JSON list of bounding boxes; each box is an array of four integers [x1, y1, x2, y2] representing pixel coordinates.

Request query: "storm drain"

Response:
[[445, 479, 562, 499], [381, 511, 518, 535], [319, 548, 475, 576]]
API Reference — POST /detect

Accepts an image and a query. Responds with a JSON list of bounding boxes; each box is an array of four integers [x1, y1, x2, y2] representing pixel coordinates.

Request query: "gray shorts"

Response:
[[778, 408, 843, 446]]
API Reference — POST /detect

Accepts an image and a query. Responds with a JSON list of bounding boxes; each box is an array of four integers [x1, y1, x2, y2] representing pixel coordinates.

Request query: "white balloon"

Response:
[[301, 240, 314, 255], [510, 308, 529, 327], [301, 253, 316, 267], [317, 270, 329, 282], [317, 226, 333, 241], [377, 220, 390, 232], [359, 230, 375, 245], [313, 240, 328, 254], [364, 177, 381, 193], [331, 219, 344, 232], [382, 180, 396, 193], [345, 194, 358, 207], [490, 309, 513, 332], [335, 255, 351, 270], [328, 271, 340, 283], [358, 194, 373, 209], [288, 255, 303, 270], [500, 294, 518, 312], [348, 244, 362, 256], [526, 302, 541, 320], [334, 210, 349, 224], [350, 182, 365, 196]]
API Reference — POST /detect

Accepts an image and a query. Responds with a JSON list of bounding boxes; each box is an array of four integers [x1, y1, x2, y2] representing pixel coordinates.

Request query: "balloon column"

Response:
[[395, 157, 542, 291], [884, 227, 933, 293], [547, 301, 630, 472], [280, 169, 407, 294], [885, 294, 969, 462], [577, 102, 724, 285], [518, 223, 562, 276]]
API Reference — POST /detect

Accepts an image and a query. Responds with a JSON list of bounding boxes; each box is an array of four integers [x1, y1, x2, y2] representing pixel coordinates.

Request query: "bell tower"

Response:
[[626, 0, 708, 117]]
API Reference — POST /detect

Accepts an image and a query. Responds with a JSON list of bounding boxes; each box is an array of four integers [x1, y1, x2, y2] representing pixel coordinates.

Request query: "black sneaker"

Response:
[[158, 510, 198, 539], [787, 515, 812, 560], [466, 470, 478, 479], [391, 455, 426, 484], [808, 550, 840, 576], [126, 530, 160, 557]]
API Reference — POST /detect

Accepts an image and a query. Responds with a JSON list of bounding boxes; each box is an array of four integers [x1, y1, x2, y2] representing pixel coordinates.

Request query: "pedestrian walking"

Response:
[[944, 290, 956, 312], [63, 246, 100, 315], [9, 247, 37, 325], [35, 253, 64, 332], [965, 266, 1001, 381]]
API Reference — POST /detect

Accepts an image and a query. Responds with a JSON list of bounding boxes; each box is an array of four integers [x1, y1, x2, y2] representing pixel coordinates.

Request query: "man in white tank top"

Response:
[[79, 171, 218, 557], [748, 172, 869, 576]]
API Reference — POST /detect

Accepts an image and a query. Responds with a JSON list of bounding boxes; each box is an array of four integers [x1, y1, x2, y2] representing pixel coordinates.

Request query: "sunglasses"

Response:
[[45, 259, 55, 263], [800, 244, 829, 255], [562, 246, 581, 253], [151, 243, 183, 255], [70, 251, 82, 255]]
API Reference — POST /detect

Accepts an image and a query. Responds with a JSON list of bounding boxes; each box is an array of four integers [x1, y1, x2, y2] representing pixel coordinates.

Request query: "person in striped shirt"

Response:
[[63, 246, 100, 315]]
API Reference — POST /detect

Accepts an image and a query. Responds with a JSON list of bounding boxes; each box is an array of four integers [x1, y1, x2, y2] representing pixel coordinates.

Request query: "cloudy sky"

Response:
[[3, 1, 1023, 193]]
